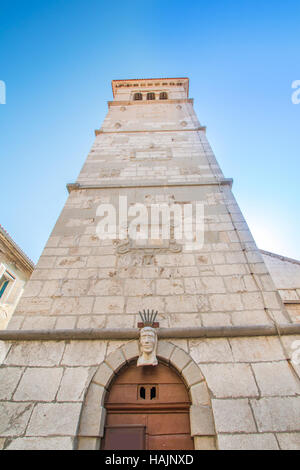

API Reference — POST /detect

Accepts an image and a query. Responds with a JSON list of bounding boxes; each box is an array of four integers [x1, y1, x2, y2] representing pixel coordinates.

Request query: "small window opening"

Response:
[[159, 92, 168, 100], [0, 280, 9, 299], [147, 92, 155, 100], [133, 93, 142, 101], [150, 386, 156, 400], [139, 387, 146, 399]]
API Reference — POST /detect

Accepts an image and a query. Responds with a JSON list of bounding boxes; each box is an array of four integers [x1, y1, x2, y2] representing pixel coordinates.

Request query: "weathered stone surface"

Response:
[[156, 279, 184, 295], [14, 367, 63, 401], [55, 316, 77, 329], [182, 361, 203, 388], [231, 310, 271, 326], [229, 337, 285, 362], [4, 341, 65, 366], [185, 276, 226, 294], [190, 405, 215, 436], [57, 367, 95, 402], [88, 279, 122, 296], [39, 280, 61, 297], [212, 398, 256, 433], [106, 314, 135, 328], [201, 313, 231, 327], [22, 316, 56, 330], [27, 403, 81, 436], [93, 362, 114, 387], [87, 255, 116, 268], [0, 341, 11, 364], [251, 397, 300, 432], [61, 280, 89, 297], [62, 340, 106, 366], [209, 293, 243, 311], [79, 385, 106, 437], [122, 341, 139, 361], [200, 363, 259, 398], [252, 361, 300, 396], [6, 437, 74, 450], [126, 296, 165, 314], [241, 292, 264, 309], [193, 436, 216, 450], [77, 315, 106, 329], [15, 297, 53, 315], [93, 296, 124, 314], [105, 347, 126, 373], [170, 347, 191, 372], [6, 316, 24, 330], [169, 339, 188, 352], [190, 381, 210, 406], [189, 338, 233, 363], [77, 436, 100, 450], [276, 432, 300, 450], [21, 281, 42, 297], [0, 367, 23, 400], [51, 297, 94, 315], [218, 433, 279, 450], [124, 279, 153, 296], [165, 295, 198, 313], [0, 402, 33, 436], [157, 340, 175, 361]]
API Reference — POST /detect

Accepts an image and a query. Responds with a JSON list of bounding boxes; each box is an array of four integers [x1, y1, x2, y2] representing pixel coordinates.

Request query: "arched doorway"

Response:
[[101, 361, 194, 450]]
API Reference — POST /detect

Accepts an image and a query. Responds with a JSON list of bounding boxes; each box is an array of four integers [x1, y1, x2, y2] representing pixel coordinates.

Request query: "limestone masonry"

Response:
[[0, 78, 299, 450]]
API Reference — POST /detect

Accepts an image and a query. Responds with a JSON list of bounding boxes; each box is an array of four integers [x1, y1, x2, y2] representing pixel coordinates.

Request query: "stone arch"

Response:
[[76, 340, 216, 450]]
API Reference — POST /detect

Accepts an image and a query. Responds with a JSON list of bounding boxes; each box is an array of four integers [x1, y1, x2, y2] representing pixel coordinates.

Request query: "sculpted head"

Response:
[[137, 326, 158, 367]]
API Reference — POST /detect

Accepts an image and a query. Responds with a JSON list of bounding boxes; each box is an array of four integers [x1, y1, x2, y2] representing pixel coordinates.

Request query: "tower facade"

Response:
[[0, 78, 299, 450]]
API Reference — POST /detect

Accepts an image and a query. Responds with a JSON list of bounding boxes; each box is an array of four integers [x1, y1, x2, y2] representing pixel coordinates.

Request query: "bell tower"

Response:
[[1, 78, 299, 451]]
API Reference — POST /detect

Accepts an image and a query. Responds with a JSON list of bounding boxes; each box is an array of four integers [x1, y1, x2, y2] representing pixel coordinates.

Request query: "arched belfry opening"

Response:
[[101, 361, 194, 450]]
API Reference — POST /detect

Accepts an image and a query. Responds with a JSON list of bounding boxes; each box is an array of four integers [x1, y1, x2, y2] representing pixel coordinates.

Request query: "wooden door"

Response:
[[102, 362, 194, 450]]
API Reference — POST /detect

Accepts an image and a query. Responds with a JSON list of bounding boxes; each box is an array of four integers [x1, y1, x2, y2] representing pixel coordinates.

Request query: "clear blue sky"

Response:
[[0, 0, 299, 263]]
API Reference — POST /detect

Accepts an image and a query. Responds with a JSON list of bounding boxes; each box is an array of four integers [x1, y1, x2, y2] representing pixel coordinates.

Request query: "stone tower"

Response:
[[1, 78, 299, 450]]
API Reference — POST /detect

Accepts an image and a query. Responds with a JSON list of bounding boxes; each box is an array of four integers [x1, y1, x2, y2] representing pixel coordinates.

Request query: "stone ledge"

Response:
[[66, 178, 233, 193], [94, 125, 204, 135], [1, 323, 300, 341], [107, 98, 194, 107]]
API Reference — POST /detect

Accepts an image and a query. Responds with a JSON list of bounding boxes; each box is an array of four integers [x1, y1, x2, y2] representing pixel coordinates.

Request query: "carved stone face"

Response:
[[137, 327, 158, 367], [140, 329, 156, 354]]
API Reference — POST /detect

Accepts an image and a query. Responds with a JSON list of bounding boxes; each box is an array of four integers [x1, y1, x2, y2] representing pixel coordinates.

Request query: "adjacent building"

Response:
[[0, 225, 34, 329]]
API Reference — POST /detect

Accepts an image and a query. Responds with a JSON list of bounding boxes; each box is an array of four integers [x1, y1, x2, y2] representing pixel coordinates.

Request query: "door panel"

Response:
[[102, 363, 193, 450], [148, 434, 194, 450], [103, 426, 145, 450], [147, 412, 191, 435]]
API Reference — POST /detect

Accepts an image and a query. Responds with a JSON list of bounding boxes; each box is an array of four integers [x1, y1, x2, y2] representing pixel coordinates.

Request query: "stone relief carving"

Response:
[[116, 238, 182, 254], [137, 326, 158, 367], [137, 309, 159, 367]]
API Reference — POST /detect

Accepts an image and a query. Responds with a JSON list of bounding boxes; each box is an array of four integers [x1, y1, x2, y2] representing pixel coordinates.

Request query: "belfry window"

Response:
[[159, 92, 168, 100], [133, 93, 142, 101], [147, 92, 155, 100]]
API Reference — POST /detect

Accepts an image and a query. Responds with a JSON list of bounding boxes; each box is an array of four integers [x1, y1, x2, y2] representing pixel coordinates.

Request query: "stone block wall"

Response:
[[0, 336, 299, 450]]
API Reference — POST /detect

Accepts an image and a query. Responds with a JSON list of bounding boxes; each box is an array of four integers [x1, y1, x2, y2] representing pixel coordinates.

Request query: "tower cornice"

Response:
[[111, 77, 189, 98]]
